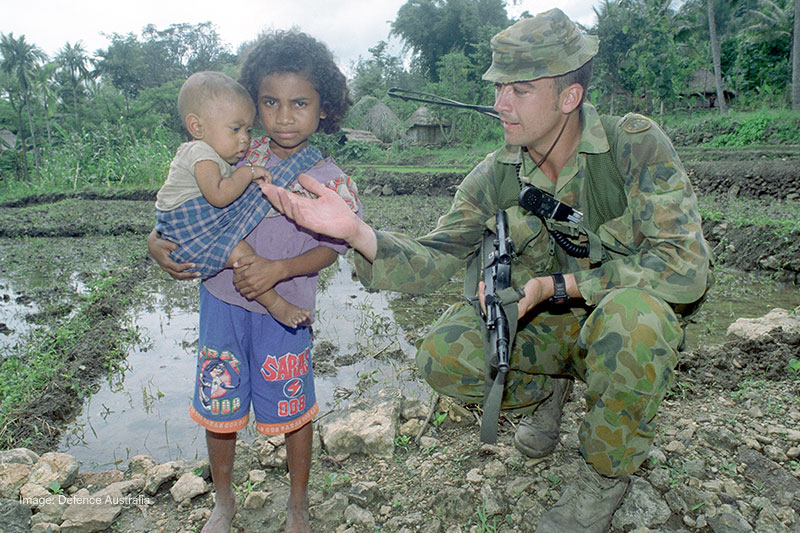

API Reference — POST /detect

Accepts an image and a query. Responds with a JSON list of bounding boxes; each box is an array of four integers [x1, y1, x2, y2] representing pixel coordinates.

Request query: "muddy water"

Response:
[[55, 257, 427, 470]]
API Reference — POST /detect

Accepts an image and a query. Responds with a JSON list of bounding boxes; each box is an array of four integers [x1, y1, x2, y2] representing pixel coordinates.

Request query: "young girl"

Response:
[[148, 30, 358, 533]]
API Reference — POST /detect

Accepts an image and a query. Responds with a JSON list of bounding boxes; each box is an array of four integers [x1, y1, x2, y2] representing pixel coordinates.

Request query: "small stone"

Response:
[[466, 468, 483, 483], [243, 491, 270, 509]]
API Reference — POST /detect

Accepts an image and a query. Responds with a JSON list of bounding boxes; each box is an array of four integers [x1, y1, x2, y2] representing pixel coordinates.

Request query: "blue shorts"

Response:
[[189, 285, 318, 435]]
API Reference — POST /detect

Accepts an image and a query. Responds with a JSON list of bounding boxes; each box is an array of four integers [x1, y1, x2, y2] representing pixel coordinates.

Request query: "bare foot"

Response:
[[285, 494, 310, 533], [202, 493, 236, 533], [264, 298, 311, 329]]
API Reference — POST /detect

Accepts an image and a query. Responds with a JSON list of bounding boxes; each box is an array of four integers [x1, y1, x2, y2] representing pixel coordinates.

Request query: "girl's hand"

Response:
[[232, 255, 286, 299], [147, 229, 200, 280]]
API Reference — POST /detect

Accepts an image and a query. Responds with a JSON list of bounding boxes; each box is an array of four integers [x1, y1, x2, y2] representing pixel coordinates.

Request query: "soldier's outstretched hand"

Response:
[[260, 174, 361, 242]]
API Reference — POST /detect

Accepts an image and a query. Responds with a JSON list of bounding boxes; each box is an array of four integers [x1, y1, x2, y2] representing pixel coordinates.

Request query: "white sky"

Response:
[[3, 0, 600, 76]]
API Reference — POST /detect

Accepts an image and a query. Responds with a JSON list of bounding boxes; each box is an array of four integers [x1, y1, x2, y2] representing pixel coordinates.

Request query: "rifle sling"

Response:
[[478, 230, 522, 443]]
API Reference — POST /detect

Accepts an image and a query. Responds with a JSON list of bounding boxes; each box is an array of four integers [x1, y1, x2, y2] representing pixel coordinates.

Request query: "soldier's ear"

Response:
[[560, 84, 583, 114]]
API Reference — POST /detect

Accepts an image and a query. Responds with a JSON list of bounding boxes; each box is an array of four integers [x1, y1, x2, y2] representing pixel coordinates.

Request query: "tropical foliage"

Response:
[[0, 1, 798, 197]]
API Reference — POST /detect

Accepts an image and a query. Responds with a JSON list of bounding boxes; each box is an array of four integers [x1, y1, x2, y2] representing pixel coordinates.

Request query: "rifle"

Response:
[[387, 87, 499, 120], [484, 210, 513, 374], [480, 210, 517, 443]]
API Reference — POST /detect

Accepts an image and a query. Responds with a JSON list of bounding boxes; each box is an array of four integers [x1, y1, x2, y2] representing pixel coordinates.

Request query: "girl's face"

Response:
[[257, 72, 327, 159]]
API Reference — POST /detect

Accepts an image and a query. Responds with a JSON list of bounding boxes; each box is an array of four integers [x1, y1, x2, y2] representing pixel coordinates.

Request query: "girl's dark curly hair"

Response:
[[239, 30, 352, 134]]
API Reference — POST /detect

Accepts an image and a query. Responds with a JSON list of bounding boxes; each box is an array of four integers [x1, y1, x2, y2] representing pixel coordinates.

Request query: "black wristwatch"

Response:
[[549, 272, 569, 304]]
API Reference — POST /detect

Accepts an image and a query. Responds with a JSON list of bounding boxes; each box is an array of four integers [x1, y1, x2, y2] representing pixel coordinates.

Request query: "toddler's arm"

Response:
[[232, 246, 338, 300], [196, 161, 271, 208]]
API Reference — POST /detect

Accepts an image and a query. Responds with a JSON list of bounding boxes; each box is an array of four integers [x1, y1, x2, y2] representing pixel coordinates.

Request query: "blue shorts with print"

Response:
[[189, 285, 318, 434]]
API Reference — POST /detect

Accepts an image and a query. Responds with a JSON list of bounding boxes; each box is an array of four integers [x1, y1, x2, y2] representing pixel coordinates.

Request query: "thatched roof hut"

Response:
[[683, 67, 736, 108], [338, 128, 383, 145], [404, 106, 450, 145], [359, 100, 403, 143]]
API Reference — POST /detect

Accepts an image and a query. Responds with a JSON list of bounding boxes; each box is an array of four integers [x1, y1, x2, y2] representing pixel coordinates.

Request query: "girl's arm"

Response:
[[232, 246, 338, 300], [195, 161, 269, 208]]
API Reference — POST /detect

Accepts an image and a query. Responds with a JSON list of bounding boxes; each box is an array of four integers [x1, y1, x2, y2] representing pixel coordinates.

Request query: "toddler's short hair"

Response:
[[178, 71, 254, 121]]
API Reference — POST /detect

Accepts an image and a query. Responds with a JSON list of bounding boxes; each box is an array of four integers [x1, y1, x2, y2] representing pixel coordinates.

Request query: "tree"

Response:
[[794, 0, 799, 109], [351, 41, 408, 101], [56, 41, 94, 130], [33, 62, 58, 145], [708, 0, 729, 112], [391, 0, 509, 80], [0, 33, 46, 179], [742, 0, 797, 106]]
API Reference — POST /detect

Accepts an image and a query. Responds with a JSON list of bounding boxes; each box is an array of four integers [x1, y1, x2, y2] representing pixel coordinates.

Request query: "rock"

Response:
[[736, 446, 800, 501], [479, 483, 505, 516], [349, 481, 381, 507], [144, 461, 182, 495], [257, 434, 288, 468], [59, 488, 122, 533], [19, 482, 51, 507], [345, 503, 376, 529], [249, 469, 267, 484], [431, 487, 473, 521], [401, 396, 429, 420], [243, 490, 270, 509], [399, 418, 425, 437], [483, 459, 506, 478], [318, 388, 402, 461], [419, 436, 439, 450], [79, 469, 124, 489], [28, 452, 79, 490], [707, 506, 753, 533], [466, 468, 483, 483], [311, 491, 349, 524], [0, 463, 31, 499], [0, 498, 32, 533], [126, 455, 156, 478], [726, 308, 800, 340], [0, 448, 40, 466], [31, 523, 61, 533], [612, 477, 671, 530], [170, 472, 207, 503]]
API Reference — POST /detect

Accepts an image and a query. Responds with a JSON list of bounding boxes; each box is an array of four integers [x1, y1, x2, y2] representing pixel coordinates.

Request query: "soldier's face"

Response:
[[493, 78, 566, 154]]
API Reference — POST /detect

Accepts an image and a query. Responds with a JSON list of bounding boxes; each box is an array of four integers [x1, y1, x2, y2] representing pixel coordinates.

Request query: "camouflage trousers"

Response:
[[416, 287, 682, 478]]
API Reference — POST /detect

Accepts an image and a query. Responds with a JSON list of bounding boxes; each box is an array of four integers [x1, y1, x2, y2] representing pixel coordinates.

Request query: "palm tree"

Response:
[[33, 62, 58, 146], [56, 41, 93, 130], [708, 0, 729, 112], [794, 0, 799, 109], [0, 32, 47, 179], [742, 0, 797, 107]]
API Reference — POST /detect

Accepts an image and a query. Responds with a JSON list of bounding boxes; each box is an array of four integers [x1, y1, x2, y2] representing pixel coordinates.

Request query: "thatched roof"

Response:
[[339, 128, 383, 144], [686, 67, 736, 97], [360, 101, 403, 143], [405, 106, 450, 128]]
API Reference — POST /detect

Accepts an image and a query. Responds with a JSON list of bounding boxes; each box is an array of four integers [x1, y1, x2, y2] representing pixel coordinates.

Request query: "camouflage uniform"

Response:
[[354, 10, 710, 479]]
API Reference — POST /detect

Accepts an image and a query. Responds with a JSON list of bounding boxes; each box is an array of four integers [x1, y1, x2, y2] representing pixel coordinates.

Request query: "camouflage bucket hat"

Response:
[[482, 8, 599, 84]]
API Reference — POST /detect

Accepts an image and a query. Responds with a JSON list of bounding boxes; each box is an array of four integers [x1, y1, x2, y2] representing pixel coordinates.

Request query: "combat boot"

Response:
[[535, 460, 630, 533], [513, 377, 572, 458]]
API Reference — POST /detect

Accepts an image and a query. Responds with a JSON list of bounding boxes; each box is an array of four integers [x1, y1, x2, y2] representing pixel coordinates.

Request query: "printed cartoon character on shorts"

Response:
[[198, 357, 241, 411]]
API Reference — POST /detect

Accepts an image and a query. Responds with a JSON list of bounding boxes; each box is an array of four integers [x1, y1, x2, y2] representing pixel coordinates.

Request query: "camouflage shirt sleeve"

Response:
[[353, 155, 498, 294], [572, 114, 711, 307]]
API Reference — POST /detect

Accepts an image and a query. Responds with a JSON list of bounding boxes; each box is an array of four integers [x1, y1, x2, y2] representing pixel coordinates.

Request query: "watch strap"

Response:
[[549, 272, 568, 304]]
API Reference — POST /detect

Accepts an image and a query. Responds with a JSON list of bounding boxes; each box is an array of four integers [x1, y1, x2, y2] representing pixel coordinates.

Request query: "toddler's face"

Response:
[[198, 97, 256, 164], [256, 72, 326, 159]]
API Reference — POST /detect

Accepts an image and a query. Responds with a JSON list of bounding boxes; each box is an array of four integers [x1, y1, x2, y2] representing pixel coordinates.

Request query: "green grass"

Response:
[[698, 195, 800, 237]]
